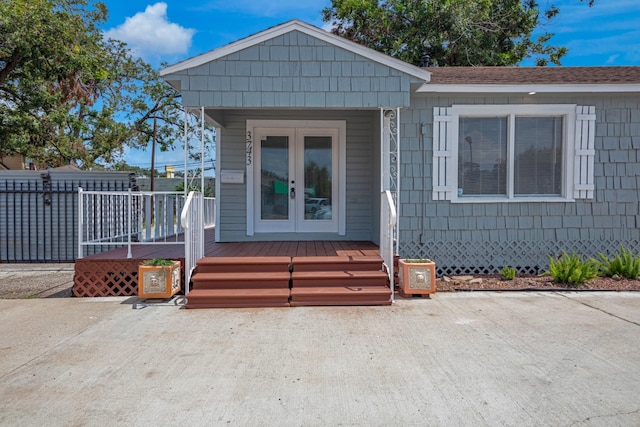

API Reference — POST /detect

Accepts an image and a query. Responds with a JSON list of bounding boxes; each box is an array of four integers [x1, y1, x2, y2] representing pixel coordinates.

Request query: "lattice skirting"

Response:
[[74, 259, 185, 297], [400, 239, 640, 276]]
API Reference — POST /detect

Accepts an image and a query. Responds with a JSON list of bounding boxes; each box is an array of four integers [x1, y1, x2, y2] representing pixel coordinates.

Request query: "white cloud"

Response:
[[606, 54, 620, 65], [104, 3, 195, 60], [321, 22, 334, 32]]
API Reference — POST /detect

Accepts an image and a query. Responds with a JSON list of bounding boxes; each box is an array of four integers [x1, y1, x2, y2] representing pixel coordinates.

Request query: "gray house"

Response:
[[160, 20, 640, 276]]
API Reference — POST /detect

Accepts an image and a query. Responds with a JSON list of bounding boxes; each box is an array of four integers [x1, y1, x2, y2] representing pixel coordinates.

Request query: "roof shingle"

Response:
[[424, 66, 640, 85]]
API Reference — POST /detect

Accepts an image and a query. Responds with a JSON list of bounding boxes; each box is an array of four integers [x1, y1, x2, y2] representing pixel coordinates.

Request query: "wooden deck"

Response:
[[73, 230, 380, 297], [80, 229, 379, 260]]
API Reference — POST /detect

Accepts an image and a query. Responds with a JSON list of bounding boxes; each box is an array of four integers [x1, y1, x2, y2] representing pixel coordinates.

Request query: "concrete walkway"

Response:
[[1, 292, 639, 426]]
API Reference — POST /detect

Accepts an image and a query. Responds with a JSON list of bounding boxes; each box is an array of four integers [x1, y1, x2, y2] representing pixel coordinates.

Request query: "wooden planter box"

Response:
[[138, 261, 181, 299], [398, 259, 436, 297]]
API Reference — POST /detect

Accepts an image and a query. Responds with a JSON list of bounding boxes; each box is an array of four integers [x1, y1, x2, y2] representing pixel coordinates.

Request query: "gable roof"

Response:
[[418, 66, 640, 93], [160, 20, 431, 82]]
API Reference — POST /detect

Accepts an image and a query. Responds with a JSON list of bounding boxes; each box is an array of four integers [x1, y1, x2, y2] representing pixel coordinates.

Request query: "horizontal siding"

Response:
[[218, 110, 378, 242]]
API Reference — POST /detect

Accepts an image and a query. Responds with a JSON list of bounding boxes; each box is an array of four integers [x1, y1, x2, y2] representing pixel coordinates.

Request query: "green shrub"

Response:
[[141, 258, 175, 266], [597, 246, 640, 279], [544, 252, 599, 286], [500, 266, 517, 281]]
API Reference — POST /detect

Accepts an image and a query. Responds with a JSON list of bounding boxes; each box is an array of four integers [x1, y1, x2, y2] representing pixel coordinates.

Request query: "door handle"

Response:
[[290, 187, 296, 199]]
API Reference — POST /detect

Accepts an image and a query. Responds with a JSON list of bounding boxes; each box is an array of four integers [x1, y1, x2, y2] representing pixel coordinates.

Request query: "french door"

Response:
[[251, 122, 342, 234]]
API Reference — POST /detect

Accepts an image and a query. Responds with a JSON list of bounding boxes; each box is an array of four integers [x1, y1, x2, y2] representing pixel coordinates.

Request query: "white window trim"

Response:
[[447, 104, 578, 203]]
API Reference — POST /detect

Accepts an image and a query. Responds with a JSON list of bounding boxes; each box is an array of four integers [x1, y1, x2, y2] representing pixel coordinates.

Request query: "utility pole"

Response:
[[150, 116, 157, 191]]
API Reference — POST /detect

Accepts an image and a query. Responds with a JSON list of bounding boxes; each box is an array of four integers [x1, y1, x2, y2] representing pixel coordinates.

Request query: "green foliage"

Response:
[[175, 181, 214, 197], [321, 0, 586, 66], [597, 247, 640, 279], [0, 0, 185, 169], [500, 266, 517, 281], [544, 252, 599, 286], [142, 258, 175, 266]]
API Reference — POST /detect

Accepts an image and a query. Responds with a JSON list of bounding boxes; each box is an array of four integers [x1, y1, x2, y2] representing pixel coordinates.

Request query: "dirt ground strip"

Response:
[[437, 274, 640, 292], [0, 264, 74, 299]]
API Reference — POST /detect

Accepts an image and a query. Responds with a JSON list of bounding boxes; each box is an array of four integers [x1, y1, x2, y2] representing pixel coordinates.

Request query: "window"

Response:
[[433, 105, 595, 203]]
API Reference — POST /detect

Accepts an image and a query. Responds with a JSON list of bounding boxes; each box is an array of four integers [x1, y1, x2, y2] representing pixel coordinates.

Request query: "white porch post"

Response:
[[380, 107, 400, 302], [183, 107, 188, 197], [200, 106, 205, 196], [199, 106, 205, 256], [381, 108, 400, 245]]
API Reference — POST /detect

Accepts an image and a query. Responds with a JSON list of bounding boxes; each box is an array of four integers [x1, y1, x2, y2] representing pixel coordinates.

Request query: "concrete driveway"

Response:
[[0, 292, 639, 426]]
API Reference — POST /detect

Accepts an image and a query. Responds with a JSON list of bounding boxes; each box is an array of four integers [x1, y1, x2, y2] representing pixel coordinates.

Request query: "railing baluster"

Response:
[[380, 190, 397, 303]]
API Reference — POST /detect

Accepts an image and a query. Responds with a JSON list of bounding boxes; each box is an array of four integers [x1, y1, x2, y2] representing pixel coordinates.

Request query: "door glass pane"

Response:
[[260, 136, 289, 220], [514, 117, 563, 196], [458, 117, 507, 196], [304, 136, 332, 220]]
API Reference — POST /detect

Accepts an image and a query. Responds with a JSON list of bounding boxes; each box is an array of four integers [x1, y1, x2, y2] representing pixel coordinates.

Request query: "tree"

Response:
[[0, 0, 183, 168], [322, 0, 574, 67]]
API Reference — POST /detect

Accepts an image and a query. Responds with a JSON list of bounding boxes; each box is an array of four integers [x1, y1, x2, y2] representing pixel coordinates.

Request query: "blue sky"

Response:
[[99, 0, 640, 173]]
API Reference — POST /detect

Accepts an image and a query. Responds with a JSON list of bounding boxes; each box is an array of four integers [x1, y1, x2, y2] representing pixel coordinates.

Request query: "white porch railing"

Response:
[[78, 188, 187, 259], [181, 191, 205, 295], [203, 197, 216, 228], [77, 189, 212, 296], [380, 190, 397, 302]]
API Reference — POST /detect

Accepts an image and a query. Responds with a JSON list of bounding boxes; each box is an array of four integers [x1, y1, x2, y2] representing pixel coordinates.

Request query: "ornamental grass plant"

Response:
[[597, 246, 640, 279], [544, 252, 599, 287]]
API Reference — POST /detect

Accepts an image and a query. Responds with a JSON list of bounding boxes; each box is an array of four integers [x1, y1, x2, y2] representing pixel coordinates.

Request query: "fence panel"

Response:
[[0, 172, 133, 262]]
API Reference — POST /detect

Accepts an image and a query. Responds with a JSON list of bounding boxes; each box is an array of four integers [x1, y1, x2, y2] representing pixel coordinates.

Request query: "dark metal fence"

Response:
[[0, 171, 135, 263]]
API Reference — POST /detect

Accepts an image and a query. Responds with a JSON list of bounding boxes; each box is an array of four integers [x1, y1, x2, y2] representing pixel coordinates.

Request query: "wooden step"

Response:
[[292, 256, 383, 272], [196, 256, 291, 273], [290, 286, 391, 306], [191, 272, 291, 289], [188, 253, 391, 308], [292, 270, 389, 288], [185, 288, 291, 308]]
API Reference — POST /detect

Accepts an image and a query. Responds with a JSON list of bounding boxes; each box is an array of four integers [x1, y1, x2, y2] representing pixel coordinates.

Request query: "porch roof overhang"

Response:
[[160, 20, 432, 83]]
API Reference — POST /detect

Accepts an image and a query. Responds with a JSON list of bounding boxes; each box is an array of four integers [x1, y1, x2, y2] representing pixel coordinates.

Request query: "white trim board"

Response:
[[160, 20, 431, 82], [417, 83, 640, 93]]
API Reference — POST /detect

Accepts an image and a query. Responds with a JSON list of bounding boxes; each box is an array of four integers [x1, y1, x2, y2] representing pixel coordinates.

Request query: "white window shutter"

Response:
[[432, 107, 454, 200], [574, 105, 596, 199]]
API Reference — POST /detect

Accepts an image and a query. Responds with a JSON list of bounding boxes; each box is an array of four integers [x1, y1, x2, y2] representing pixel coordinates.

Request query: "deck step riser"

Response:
[[292, 278, 389, 288], [290, 300, 391, 307], [292, 263, 383, 272], [187, 254, 390, 309], [292, 256, 384, 273], [187, 300, 290, 308], [196, 265, 291, 274], [187, 301, 291, 308], [196, 257, 291, 274], [191, 281, 290, 290], [192, 272, 290, 290]]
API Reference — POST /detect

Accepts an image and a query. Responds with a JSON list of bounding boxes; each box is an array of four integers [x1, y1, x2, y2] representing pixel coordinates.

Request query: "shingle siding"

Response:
[[164, 31, 418, 109], [400, 92, 640, 274]]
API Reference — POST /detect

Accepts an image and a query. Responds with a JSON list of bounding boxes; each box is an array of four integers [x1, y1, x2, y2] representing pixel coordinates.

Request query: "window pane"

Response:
[[260, 136, 289, 220], [458, 117, 507, 196], [304, 136, 332, 220], [514, 117, 563, 196]]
